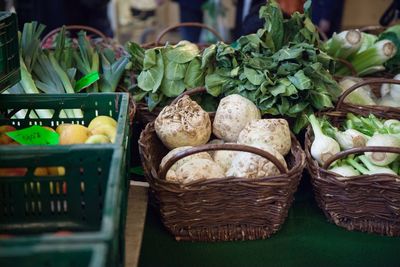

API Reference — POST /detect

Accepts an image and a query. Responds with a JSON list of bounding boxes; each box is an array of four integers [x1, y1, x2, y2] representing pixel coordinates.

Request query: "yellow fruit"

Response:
[[85, 134, 111, 144], [34, 167, 49, 176], [59, 125, 89, 145], [88, 116, 117, 131], [56, 124, 72, 135], [90, 125, 116, 143]]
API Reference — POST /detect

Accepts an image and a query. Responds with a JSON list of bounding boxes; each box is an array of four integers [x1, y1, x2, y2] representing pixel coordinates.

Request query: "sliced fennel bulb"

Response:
[[339, 77, 376, 106]]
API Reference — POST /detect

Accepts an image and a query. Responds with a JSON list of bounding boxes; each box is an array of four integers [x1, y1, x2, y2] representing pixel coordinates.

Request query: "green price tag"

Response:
[[75, 72, 100, 92], [6, 126, 59, 145]]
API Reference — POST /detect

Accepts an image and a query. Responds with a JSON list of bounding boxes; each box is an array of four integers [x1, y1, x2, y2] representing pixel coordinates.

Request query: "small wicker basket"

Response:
[[139, 117, 306, 241], [305, 110, 400, 236]]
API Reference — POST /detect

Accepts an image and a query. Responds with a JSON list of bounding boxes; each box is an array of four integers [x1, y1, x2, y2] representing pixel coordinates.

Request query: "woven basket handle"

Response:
[[336, 78, 400, 110], [170, 87, 207, 105], [322, 146, 400, 169], [359, 25, 386, 33], [41, 25, 109, 47], [158, 143, 288, 180], [155, 22, 224, 46]]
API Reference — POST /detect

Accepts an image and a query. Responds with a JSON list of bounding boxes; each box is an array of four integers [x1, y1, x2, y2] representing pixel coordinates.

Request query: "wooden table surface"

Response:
[[124, 183, 149, 267]]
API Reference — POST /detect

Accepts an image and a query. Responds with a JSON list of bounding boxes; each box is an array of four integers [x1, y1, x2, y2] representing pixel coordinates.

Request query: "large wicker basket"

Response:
[[139, 119, 306, 242], [305, 111, 400, 236]]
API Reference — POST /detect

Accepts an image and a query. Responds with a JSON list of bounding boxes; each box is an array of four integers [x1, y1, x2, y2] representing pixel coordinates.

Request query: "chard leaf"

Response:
[[288, 70, 312, 90], [205, 73, 226, 96], [277, 62, 301, 76], [143, 49, 157, 70], [160, 78, 186, 97], [272, 46, 303, 61], [184, 57, 205, 88], [259, 0, 284, 51], [278, 97, 290, 115], [288, 102, 309, 114], [244, 67, 264, 85], [201, 44, 216, 69], [137, 51, 164, 93], [165, 61, 188, 80], [166, 42, 199, 63], [310, 91, 334, 109]]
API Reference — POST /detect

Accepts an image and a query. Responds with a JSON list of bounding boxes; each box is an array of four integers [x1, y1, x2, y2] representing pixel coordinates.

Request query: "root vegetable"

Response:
[[160, 146, 212, 176], [155, 95, 211, 149], [168, 158, 225, 183], [238, 119, 291, 156], [212, 144, 237, 172], [226, 143, 287, 179], [213, 94, 261, 142]]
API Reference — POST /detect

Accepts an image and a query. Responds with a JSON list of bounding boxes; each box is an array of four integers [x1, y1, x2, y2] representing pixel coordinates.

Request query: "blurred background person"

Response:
[[156, 0, 207, 43], [13, 0, 113, 37], [312, 0, 345, 38]]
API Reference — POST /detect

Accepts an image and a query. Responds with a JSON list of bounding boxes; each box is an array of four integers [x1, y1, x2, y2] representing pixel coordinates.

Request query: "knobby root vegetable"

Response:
[[226, 143, 287, 179], [168, 158, 225, 184], [213, 94, 261, 142], [160, 146, 212, 180], [237, 119, 291, 156], [155, 95, 211, 149]]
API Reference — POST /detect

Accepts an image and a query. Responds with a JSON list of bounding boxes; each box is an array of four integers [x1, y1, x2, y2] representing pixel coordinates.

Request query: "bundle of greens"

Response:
[[203, 0, 341, 133], [130, 0, 340, 132], [5, 22, 129, 119], [308, 113, 400, 178], [129, 40, 208, 111], [323, 25, 400, 76]]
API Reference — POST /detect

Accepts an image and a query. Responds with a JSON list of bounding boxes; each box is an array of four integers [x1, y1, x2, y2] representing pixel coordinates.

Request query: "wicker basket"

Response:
[[137, 22, 223, 125], [305, 111, 400, 236], [139, 119, 306, 242], [336, 78, 400, 119]]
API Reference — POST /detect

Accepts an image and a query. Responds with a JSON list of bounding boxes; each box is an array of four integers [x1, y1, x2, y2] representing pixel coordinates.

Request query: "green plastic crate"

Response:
[[0, 146, 124, 267], [0, 93, 129, 150], [0, 12, 20, 92], [0, 243, 107, 267], [0, 93, 130, 266]]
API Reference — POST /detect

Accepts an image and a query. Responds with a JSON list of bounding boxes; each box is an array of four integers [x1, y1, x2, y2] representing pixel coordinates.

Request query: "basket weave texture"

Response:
[[305, 111, 400, 236], [139, 120, 306, 242]]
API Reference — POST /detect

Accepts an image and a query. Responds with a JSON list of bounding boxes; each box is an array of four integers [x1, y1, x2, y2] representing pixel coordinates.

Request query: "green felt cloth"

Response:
[[138, 176, 400, 267]]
